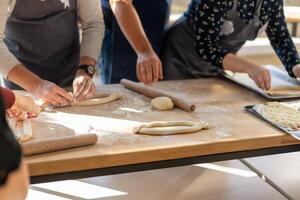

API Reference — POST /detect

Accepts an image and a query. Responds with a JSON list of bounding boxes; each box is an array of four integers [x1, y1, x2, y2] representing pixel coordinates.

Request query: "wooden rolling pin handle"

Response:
[[22, 134, 98, 156], [121, 79, 196, 112]]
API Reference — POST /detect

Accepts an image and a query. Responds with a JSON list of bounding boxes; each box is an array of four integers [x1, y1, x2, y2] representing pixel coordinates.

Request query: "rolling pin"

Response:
[[22, 134, 98, 156], [121, 79, 196, 112]]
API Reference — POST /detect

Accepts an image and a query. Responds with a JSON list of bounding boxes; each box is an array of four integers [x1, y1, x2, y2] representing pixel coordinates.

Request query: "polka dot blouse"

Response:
[[186, 0, 300, 77]]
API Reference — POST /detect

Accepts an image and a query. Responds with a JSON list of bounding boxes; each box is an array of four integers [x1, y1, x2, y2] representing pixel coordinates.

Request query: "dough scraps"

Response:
[[151, 97, 174, 111], [266, 86, 300, 96], [134, 121, 208, 136], [7, 118, 33, 143], [260, 102, 300, 130], [72, 93, 123, 106]]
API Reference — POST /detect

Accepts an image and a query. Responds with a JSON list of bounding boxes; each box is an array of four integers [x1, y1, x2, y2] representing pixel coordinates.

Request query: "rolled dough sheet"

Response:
[[266, 86, 300, 96], [134, 121, 208, 136], [254, 102, 300, 131]]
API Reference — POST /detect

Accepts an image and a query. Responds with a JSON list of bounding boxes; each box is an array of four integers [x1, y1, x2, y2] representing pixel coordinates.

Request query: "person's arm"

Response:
[[192, 0, 271, 90], [74, 0, 105, 100], [265, 0, 300, 78], [109, 0, 163, 85], [0, 2, 72, 107], [0, 96, 29, 200], [0, 86, 40, 119], [7, 66, 72, 107], [0, 87, 15, 109], [0, 0, 21, 78]]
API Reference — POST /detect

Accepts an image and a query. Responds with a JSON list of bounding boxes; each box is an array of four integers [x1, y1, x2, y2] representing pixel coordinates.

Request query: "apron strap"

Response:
[[254, 0, 263, 26], [232, 0, 238, 12]]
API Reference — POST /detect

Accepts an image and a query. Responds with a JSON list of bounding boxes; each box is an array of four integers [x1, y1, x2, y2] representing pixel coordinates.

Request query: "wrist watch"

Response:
[[77, 65, 96, 78]]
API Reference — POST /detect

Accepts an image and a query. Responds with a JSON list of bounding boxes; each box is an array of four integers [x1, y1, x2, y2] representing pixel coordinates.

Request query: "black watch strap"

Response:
[[77, 65, 96, 78]]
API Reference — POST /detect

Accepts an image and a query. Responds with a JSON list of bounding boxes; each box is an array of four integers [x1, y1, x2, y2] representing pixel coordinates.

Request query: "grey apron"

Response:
[[4, 0, 80, 89], [162, 0, 265, 80]]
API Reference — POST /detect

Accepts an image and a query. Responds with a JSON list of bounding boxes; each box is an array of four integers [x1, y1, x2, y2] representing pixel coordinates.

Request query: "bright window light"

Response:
[[194, 163, 257, 177], [33, 180, 127, 199], [26, 189, 71, 200]]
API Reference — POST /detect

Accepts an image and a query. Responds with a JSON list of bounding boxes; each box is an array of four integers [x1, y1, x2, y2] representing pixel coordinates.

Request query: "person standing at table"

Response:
[[0, 0, 105, 107], [0, 92, 29, 200], [99, 0, 172, 85], [161, 0, 300, 91]]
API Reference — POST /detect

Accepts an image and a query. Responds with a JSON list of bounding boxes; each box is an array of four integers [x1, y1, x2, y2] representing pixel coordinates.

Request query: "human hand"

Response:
[[136, 51, 163, 85], [246, 65, 271, 90], [14, 94, 41, 116], [29, 79, 73, 107], [292, 64, 300, 78], [73, 69, 95, 101], [6, 107, 28, 120]]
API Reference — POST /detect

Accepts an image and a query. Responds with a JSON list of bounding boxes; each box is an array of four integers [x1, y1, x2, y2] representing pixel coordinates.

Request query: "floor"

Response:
[[26, 152, 300, 200]]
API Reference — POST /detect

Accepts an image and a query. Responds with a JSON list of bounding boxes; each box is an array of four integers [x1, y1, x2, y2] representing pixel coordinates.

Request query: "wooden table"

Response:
[[285, 6, 300, 37], [26, 78, 300, 184]]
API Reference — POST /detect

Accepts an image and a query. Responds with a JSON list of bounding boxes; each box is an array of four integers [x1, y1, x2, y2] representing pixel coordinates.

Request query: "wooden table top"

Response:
[[25, 78, 300, 177]]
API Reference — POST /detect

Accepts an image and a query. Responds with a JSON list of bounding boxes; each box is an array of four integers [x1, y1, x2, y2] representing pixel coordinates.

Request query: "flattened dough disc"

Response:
[[134, 121, 208, 136]]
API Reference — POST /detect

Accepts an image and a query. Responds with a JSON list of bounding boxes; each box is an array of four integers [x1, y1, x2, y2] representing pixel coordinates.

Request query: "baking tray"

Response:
[[222, 65, 300, 101], [245, 104, 300, 140]]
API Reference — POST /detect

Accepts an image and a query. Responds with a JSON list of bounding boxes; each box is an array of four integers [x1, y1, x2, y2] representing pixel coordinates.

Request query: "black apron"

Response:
[[161, 0, 267, 80], [4, 0, 80, 89], [99, 0, 172, 84]]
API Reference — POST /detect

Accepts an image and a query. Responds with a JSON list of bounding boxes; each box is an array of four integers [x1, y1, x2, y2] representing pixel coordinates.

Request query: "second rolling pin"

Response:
[[22, 134, 98, 156], [121, 79, 196, 112]]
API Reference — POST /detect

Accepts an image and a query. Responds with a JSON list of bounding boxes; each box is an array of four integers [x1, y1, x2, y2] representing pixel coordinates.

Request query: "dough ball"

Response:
[[151, 97, 174, 111]]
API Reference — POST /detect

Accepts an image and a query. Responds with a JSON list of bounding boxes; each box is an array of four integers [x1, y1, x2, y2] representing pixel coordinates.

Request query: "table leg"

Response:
[[291, 23, 298, 37]]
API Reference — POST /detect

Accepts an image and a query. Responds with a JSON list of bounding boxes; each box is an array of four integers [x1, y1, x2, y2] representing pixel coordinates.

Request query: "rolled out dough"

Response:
[[151, 97, 174, 111], [134, 121, 208, 136], [72, 93, 123, 106], [266, 86, 300, 96], [260, 102, 300, 130], [7, 118, 33, 143]]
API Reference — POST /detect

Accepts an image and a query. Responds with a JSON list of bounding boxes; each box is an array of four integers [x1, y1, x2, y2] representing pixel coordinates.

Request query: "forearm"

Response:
[[7, 64, 41, 92], [110, 0, 153, 54], [78, 0, 104, 61], [80, 56, 96, 66], [223, 53, 259, 73]]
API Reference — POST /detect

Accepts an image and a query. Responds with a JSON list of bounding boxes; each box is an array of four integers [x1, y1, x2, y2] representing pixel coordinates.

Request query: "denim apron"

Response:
[[162, 0, 267, 80], [99, 0, 172, 84], [4, 0, 80, 89]]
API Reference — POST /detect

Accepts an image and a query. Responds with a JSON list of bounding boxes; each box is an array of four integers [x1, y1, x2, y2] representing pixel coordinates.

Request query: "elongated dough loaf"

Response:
[[72, 93, 123, 106], [266, 86, 300, 96], [134, 121, 208, 136]]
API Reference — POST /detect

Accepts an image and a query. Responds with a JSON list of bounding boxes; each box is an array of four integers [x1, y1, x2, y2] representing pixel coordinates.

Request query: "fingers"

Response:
[[158, 60, 163, 80], [74, 79, 87, 99], [137, 63, 147, 84], [76, 79, 95, 100], [144, 63, 152, 85], [257, 75, 266, 90], [256, 70, 271, 91], [53, 86, 73, 102], [136, 53, 162, 85], [249, 67, 271, 91], [152, 62, 160, 83], [262, 70, 271, 90]]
